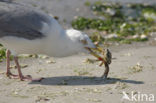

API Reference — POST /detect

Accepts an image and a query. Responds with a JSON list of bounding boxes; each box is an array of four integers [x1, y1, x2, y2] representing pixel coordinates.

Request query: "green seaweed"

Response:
[[0, 46, 6, 62], [72, 2, 156, 44]]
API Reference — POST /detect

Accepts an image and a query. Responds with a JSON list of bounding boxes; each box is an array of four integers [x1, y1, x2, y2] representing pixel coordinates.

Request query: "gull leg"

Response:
[[6, 50, 18, 78], [14, 56, 44, 81], [6, 49, 11, 76], [14, 56, 32, 81]]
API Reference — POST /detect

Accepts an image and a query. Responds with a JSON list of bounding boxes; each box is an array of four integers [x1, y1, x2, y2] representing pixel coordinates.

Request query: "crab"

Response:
[[85, 46, 112, 79]]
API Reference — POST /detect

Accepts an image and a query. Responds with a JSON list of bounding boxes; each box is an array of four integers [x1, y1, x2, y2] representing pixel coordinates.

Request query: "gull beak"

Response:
[[85, 47, 105, 64]]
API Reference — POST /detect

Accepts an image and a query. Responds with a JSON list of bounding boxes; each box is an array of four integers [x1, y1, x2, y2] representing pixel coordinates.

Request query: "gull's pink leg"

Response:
[[6, 49, 11, 76], [5, 49, 43, 81], [13, 56, 32, 81], [6, 49, 18, 78], [14, 56, 44, 81]]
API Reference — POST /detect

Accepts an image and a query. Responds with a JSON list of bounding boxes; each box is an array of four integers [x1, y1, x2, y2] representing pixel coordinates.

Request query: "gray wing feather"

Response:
[[0, 0, 12, 3], [0, 2, 51, 40]]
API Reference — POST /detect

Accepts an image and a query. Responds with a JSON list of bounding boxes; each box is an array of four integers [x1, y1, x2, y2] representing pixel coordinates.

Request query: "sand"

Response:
[[0, 41, 156, 103]]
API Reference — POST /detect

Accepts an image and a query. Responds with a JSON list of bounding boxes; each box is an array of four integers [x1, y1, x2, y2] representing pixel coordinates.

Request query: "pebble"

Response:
[[76, 8, 80, 12], [132, 34, 139, 39], [105, 34, 118, 39], [106, 8, 115, 15], [74, 16, 78, 19], [38, 55, 49, 59], [140, 34, 148, 39], [46, 59, 56, 64]]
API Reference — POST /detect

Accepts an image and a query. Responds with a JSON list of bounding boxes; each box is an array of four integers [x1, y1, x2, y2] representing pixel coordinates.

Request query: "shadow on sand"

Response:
[[29, 76, 144, 86]]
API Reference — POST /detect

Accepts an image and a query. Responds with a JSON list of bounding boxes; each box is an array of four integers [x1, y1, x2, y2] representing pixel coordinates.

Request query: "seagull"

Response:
[[0, 1, 112, 81], [0, 1, 101, 81]]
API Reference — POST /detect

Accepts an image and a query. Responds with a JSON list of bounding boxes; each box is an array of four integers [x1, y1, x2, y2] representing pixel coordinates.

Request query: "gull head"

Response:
[[66, 29, 96, 54]]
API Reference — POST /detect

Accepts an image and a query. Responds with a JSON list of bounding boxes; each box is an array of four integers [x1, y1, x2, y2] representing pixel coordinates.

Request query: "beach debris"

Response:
[[35, 96, 50, 103], [113, 81, 128, 90], [10, 64, 28, 69], [38, 55, 49, 59], [129, 62, 143, 73], [140, 34, 148, 40], [46, 59, 56, 64]]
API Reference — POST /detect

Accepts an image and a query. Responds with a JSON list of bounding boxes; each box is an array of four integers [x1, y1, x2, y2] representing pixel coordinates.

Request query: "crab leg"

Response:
[[101, 63, 109, 79]]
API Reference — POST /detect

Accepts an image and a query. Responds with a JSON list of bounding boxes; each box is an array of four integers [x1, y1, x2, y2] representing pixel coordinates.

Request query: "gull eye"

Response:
[[80, 39, 88, 45]]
